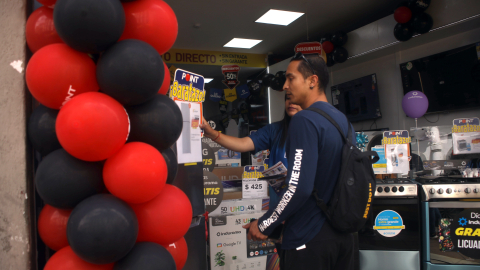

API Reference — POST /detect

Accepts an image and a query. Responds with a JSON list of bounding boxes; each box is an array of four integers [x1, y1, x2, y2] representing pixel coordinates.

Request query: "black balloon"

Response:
[[53, 0, 125, 53], [261, 73, 275, 87], [275, 71, 286, 88], [113, 242, 176, 270], [126, 94, 183, 151], [332, 47, 348, 63], [331, 31, 348, 47], [27, 105, 61, 156], [326, 53, 335, 67], [412, 12, 433, 34], [269, 77, 282, 91], [97, 40, 164, 106], [320, 33, 332, 44], [408, 0, 431, 13], [394, 23, 414, 42], [161, 147, 178, 184], [247, 79, 262, 95], [35, 149, 105, 209], [67, 194, 138, 264]]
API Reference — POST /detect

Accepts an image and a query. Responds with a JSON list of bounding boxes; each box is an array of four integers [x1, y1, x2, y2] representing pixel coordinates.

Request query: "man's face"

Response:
[[283, 60, 310, 109]]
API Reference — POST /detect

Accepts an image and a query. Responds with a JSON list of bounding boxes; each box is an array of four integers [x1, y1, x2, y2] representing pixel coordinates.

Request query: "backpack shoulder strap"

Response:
[[305, 107, 351, 144]]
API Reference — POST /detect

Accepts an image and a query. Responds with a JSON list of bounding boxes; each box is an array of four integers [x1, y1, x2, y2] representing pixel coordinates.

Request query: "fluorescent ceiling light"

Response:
[[255, 9, 304, 26], [224, 38, 262, 49], [204, 78, 214, 83]]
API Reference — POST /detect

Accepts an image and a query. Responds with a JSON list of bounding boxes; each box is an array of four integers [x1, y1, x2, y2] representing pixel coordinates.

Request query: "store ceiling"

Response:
[[164, 0, 405, 57]]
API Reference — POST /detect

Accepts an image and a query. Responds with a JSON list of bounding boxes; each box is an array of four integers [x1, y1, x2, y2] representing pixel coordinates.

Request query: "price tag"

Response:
[[242, 179, 268, 199]]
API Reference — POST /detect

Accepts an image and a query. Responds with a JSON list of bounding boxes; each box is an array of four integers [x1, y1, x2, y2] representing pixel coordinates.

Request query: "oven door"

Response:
[[423, 201, 480, 268], [359, 198, 421, 270]]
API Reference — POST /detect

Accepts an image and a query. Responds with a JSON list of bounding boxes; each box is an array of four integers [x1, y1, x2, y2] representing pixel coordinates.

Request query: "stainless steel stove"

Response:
[[359, 179, 421, 270], [375, 178, 417, 197], [417, 177, 480, 201], [416, 177, 480, 269]]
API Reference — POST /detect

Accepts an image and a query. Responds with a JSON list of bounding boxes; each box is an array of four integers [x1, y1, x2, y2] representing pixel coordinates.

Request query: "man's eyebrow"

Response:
[[285, 72, 294, 77]]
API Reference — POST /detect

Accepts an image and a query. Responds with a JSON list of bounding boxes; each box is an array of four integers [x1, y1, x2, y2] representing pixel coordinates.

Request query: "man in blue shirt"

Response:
[[244, 52, 355, 270]]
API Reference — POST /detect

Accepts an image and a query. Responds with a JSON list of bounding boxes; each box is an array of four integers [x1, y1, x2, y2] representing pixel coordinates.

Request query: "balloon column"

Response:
[[393, 0, 433, 42], [26, 0, 189, 269], [320, 31, 349, 67]]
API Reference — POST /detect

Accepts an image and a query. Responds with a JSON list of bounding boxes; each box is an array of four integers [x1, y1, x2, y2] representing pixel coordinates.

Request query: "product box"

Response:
[[209, 198, 269, 217], [371, 145, 387, 174], [213, 167, 244, 198], [216, 147, 242, 167], [209, 212, 267, 270]]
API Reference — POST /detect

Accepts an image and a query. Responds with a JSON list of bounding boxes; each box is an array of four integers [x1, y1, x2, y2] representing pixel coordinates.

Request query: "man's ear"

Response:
[[309, 75, 319, 89]]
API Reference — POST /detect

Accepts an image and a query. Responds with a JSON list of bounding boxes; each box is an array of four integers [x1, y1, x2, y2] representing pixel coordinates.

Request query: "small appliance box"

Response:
[[209, 212, 267, 270]]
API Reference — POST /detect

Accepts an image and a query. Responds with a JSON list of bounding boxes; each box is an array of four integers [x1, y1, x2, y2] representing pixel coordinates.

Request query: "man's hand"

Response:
[[243, 219, 267, 241]]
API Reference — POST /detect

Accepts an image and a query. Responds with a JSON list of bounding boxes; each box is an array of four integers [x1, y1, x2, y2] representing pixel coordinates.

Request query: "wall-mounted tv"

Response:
[[331, 74, 382, 122], [399, 42, 480, 114]]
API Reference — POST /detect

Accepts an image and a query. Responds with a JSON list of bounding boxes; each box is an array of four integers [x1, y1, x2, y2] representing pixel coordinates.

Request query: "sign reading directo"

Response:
[[162, 48, 267, 68]]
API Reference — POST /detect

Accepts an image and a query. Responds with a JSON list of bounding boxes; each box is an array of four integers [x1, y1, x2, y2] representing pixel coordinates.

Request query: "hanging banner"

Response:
[[294, 41, 326, 62], [209, 88, 223, 102], [236, 84, 250, 99], [222, 65, 241, 90], [171, 69, 205, 164], [224, 88, 237, 102], [162, 48, 267, 68]]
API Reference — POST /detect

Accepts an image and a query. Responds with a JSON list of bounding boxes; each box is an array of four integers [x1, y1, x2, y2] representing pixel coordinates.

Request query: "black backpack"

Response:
[[306, 107, 379, 233]]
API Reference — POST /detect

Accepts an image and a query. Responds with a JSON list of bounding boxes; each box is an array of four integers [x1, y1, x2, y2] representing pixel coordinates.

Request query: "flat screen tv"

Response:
[[331, 74, 382, 122], [399, 42, 480, 114]]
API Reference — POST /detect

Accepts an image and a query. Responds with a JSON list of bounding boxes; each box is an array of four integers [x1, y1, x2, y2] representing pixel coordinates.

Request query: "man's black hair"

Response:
[[291, 54, 329, 91]]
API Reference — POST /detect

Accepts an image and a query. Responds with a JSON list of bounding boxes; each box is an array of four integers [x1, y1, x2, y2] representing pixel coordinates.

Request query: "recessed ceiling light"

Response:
[[255, 9, 304, 26], [204, 78, 214, 83], [224, 38, 262, 49]]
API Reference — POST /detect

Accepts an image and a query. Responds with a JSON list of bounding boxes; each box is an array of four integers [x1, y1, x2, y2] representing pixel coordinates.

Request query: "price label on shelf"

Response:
[[242, 179, 268, 199]]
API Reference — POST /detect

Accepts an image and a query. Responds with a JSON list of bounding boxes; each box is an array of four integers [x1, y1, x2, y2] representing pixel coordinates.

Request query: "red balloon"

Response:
[[131, 184, 192, 245], [322, 41, 334, 54], [26, 44, 99, 109], [56, 92, 130, 161], [38, 0, 57, 8], [38, 205, 71, 251], [394, 6, 412, 24], [104, 142, 168, 204], [26, 6, 63, 53], [162, 237, 188, 270], [121, 0, 178, 55], [44, 246, 114, 270], [158, 62, 171, 95]]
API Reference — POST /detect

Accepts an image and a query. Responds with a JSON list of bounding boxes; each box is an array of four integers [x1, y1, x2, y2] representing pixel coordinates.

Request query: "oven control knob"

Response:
[[465, 188, 472, 194], [446, 188, 452, 194], [429, 188, 435, 194], [399, 186, 405, 192], [392, 187, 398, 193], [437, 188, 444, 194], [474, 188, 479, 193], [384, 187, 391, 193], [377, 187, 383, 193]]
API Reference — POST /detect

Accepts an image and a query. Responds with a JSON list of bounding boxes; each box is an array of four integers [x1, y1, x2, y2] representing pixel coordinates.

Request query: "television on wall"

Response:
[[399, 42, 480, 114], [331, 74, 382, 122]]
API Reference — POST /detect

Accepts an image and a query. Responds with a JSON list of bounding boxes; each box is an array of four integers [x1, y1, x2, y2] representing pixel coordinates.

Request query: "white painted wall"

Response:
[[268, 1, 480, 130]]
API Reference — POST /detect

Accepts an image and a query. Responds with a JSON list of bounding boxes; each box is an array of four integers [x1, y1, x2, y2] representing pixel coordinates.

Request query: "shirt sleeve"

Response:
[[256, 114, 320, 236], [248, 123, 275, 153]]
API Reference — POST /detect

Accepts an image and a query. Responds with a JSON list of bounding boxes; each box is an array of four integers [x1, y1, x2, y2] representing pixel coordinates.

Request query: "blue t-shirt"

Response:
[[257, 101, 355, 250], [248, 121, 287, 208]]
